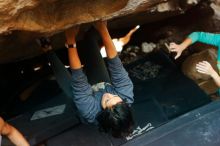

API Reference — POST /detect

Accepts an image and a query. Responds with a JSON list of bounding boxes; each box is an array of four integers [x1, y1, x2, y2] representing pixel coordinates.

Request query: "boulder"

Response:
[[0, 0, 201, 63]]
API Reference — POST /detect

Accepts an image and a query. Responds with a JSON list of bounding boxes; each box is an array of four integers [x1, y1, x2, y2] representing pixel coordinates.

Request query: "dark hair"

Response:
[[97, 102, 134, 138]]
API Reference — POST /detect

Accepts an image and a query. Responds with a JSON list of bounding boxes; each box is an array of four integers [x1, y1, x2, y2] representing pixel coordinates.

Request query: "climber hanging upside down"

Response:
[[65, 20, 134, 138]]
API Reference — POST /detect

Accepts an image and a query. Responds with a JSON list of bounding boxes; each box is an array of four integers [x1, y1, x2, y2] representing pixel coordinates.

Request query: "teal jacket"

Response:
[[188, 32, 220, 94], [188, 32, 220, 68]]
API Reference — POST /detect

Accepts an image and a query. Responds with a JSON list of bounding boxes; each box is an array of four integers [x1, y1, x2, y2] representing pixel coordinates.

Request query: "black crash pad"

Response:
[[47, 124, 112, 146], [123, 100, 220, 146], [127, 50, 211, 119], [3, 93, 79, 146]]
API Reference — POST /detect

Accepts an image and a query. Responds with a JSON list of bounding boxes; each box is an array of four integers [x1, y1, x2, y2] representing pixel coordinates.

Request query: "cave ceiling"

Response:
[[0, 0, 213, 63]]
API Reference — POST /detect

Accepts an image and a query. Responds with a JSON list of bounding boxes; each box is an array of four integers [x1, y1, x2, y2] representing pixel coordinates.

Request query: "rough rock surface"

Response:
[[0, 0, 127, 34], [0, 0, 199, 34], [0, 0, 200, 63]]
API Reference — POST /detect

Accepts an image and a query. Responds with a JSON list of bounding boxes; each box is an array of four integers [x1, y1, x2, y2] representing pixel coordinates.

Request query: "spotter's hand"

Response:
[[196, 61, 216, 76], [169, 42, 184, 59]]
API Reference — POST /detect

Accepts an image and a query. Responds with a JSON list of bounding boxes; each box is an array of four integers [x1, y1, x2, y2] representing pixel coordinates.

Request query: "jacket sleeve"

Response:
[[71, 68, 100, 123], [106, 56, 134, 104], [188, 32, 220, 47]]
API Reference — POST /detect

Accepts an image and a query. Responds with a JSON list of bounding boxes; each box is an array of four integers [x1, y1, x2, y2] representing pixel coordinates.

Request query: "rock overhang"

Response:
[[0, 0, 202, 63]]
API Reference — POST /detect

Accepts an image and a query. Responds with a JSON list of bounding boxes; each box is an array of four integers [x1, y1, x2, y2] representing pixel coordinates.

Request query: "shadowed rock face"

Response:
[[0, 0, 200, 63]]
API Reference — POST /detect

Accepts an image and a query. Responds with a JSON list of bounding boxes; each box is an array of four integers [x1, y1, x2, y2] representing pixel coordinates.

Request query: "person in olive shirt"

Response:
[[65, 21, 134, 138]]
